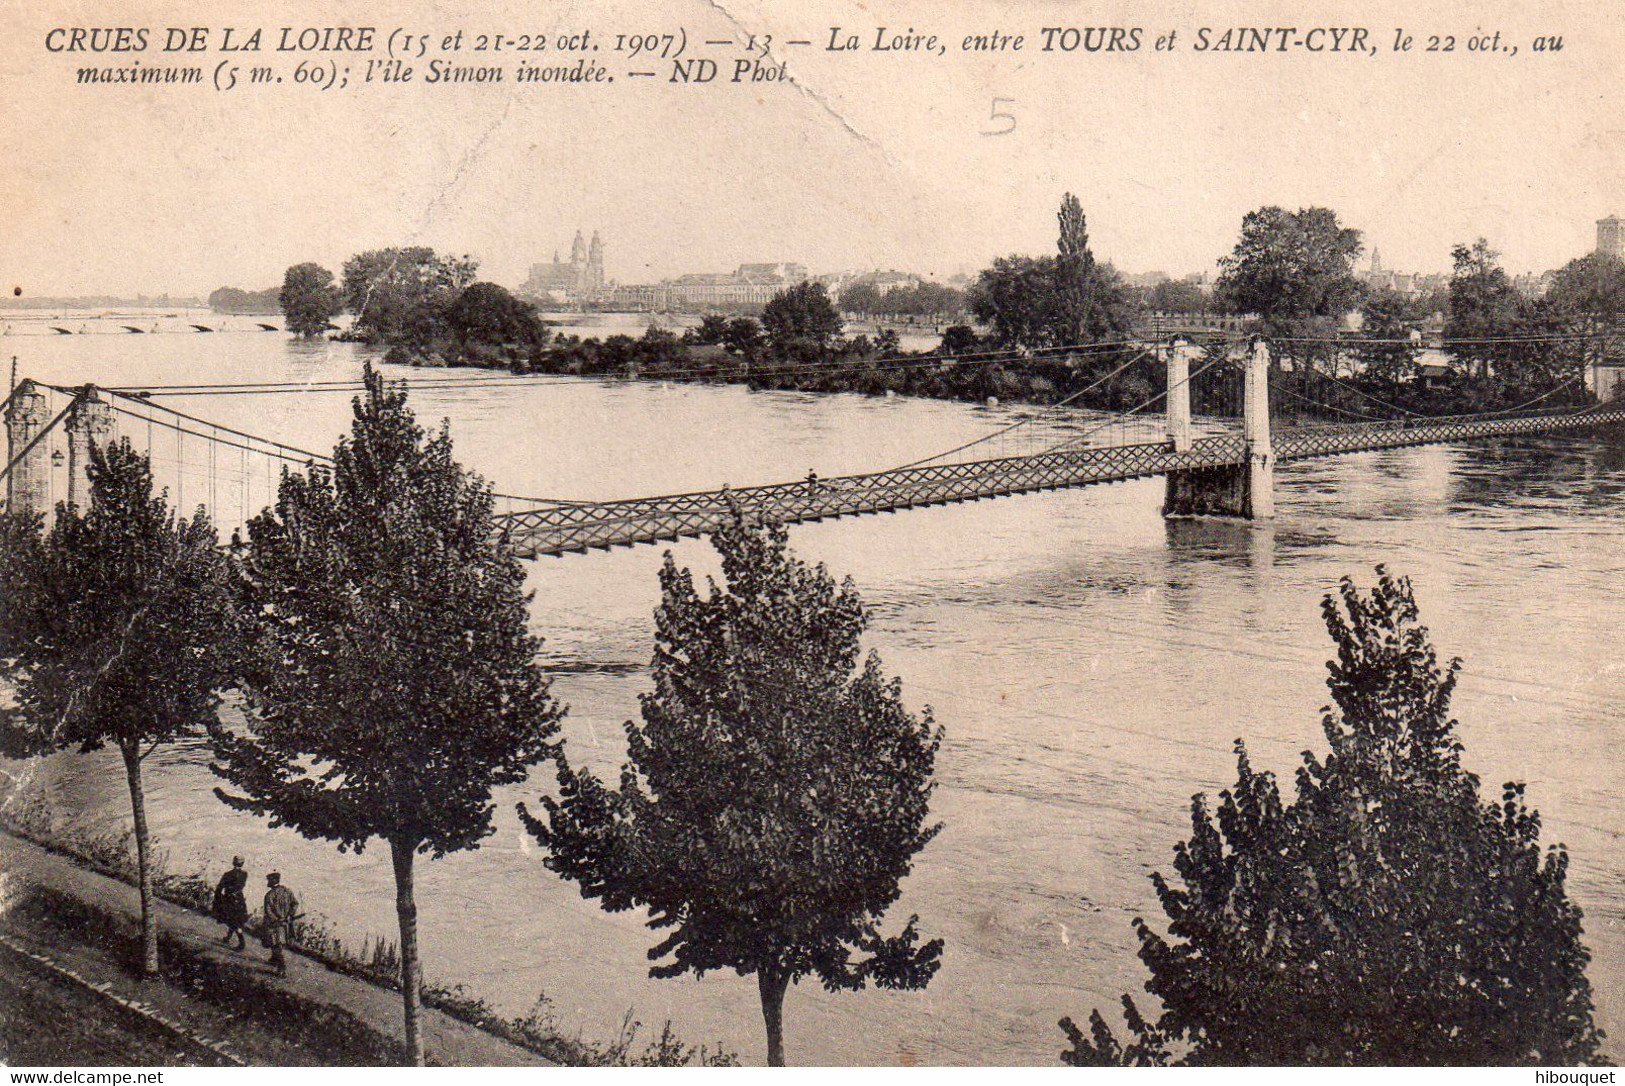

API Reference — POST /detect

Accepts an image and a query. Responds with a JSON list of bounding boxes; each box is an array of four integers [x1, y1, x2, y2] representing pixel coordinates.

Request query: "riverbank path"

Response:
[[0, 831, 551, 1066]]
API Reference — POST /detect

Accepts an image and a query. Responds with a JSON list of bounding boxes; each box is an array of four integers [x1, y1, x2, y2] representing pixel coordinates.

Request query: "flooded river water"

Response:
[[5, 321, 1623, 1064]]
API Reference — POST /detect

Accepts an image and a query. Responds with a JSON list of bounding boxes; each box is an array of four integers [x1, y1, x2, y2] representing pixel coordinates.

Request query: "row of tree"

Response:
[[837, 279, 966, 321], [1444, 241, 1624, 386], [0, 367, 939, 1067], [279, 250, 553, 369], [208, 285, 281, 315], [281, 196, 1623, 416], [962, 198, 1622, 406], [1208, 206, 1624, 395]]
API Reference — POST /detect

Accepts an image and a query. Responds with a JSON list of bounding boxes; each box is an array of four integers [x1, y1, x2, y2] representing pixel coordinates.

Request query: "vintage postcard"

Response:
[[1, 0, 1621, 1072]]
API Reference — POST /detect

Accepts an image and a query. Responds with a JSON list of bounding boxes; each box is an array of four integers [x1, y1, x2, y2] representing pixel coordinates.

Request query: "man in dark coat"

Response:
[[262, 871, 300, 976], [212, 856, 249, 950]]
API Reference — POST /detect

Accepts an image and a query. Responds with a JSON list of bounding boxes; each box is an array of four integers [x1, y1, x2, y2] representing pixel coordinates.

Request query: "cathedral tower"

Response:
[[588, 232, 605, 293]]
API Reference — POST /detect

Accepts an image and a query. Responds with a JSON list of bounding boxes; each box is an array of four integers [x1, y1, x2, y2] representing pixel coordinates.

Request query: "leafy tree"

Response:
[[0, 442, 236, 977], [211, 365, 562, 1064], [1214, 206, 1364, 366], [341, 247, 478, 346], [940, 325, 980, 356], [1062, 569, 1602, 1067], [761, 281, 843, 351], [0, 510, 45, 659], [279, 263, 342, 337], [969, 254, 1065, 349], [838, 280, 882, 317], [724, 315, 763, 355], [1054, 193, 1124, 343], [899, 282, 966, 320], [1545, 251, 1625, 374], [692, 314, 732, 345], [1446, 239, 1522, 380], [1353, 286, 1425, 383], [1148, 279, 1209, 315], [1502, 295, 1589, 394], [522, 506, 944, 1066], [444, 282, 550, 360]]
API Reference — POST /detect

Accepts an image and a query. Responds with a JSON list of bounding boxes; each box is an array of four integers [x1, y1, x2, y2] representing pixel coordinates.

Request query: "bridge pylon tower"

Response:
[[4, 378, 51, 518], [1163, 336, 1275, 519], [65, 385, 114, 512]]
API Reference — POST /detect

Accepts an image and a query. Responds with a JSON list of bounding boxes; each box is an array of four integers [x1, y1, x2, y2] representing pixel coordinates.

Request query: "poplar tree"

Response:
[[0, 442, 236, 977], [1056, 192, 1097, 343], [522, 505, 943, 1066], [211, 364, 562, 1064], [1062, 569, 1602, 1066]]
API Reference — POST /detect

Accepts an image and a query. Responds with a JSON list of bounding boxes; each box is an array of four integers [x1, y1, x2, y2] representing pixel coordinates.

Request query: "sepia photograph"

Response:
[[0, 0, 1621, 1072]]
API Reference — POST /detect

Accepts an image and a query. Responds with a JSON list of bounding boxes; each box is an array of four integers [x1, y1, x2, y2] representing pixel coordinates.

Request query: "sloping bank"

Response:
[[0, 797, 735, 1066]]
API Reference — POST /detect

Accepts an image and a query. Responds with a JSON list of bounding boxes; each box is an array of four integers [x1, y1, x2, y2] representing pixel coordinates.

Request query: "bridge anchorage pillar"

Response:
[[65, 385, 114, 512], [1164, 337, 1275, 519], [4, 379, 51, 518]]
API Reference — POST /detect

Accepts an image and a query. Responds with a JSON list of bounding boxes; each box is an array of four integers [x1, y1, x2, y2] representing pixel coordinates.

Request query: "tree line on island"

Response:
[[0, 362, 1608, 1066], [268, 195, 1623, 426]]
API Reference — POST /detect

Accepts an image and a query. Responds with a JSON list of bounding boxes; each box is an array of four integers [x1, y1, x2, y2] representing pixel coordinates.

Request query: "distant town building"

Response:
[[1361, 249, 1448, 299], [601, 261, 810, 312], [1598, 216, 1625, 260], [735, 262, 809, 283], [521, 231, 605, 305], [1512, 270, 1555, 298], [865, 270, 924, 295]]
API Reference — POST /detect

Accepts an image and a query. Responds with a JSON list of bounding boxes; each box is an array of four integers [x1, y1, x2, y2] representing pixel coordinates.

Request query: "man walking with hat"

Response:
[[262, 871, 300, 976]]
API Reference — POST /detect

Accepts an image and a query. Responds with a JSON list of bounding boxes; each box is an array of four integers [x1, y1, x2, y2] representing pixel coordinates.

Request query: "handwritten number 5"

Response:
[[984, 98, 1016, 136]]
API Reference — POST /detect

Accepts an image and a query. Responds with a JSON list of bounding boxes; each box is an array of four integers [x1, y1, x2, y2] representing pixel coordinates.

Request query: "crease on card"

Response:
[[418, 94, 517, 235], [698, 0, 898, 166]]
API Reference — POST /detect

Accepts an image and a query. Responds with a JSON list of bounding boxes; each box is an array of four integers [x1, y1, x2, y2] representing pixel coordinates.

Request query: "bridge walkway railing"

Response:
[[496, 401, 1625, 558], [1275, 402, 1625, 460], [494, 435, 1250, 558]]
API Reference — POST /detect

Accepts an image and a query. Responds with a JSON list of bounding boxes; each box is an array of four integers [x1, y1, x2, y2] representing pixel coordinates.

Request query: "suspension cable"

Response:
[[886, 347, 1157, 471], [1042, 351, 1233, 455], [0, 400, 73, 485]]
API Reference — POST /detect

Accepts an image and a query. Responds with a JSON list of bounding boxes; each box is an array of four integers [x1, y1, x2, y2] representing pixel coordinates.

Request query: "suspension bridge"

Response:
[[4, 334, 1623, 558]]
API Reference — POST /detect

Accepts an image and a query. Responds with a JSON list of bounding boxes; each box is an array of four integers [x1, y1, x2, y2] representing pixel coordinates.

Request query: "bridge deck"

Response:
[[492, 405, 1625, 559]]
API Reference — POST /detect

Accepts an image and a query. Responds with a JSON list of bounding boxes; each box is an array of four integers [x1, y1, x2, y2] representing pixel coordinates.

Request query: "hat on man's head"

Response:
[[267, 871, 281, 884], [232, 856, 244, 867]]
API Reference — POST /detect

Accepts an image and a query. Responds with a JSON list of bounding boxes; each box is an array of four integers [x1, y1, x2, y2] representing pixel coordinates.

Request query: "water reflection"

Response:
[[1450, 432, 1625, 515]]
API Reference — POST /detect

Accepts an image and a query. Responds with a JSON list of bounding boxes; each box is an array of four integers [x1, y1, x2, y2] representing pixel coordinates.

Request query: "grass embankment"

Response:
[[0, 934, 234, 1066], [0, 792, 736, 1066], [1, 884, 403, 1065]]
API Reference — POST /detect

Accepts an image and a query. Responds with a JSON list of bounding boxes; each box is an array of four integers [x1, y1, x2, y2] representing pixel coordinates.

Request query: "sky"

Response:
[[2, 0, 1621, 297]]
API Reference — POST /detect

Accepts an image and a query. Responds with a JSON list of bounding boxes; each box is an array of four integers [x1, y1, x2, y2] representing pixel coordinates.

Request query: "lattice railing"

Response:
[[495, 435, 1249, 557], [1275, 404, 1625, 460], [494, 404, 1625, 558]]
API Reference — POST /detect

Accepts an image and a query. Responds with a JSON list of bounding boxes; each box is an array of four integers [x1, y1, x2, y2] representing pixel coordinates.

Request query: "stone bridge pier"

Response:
[[1163, 337, 1275, 519], [4, 379, 51, 518], [65, 386, 114, 511], [4, 383, 116, 520]]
